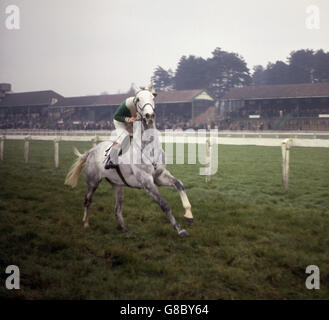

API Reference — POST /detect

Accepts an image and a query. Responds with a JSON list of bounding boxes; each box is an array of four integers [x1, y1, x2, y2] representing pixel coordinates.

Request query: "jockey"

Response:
[[104, 96, 138, 169]]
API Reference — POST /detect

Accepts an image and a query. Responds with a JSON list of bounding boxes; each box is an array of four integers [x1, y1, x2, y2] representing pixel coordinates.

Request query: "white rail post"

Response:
[[24, 136, 31, 163], [54, 137, 60, 168], [281, 138, 293, 190], [205, 125, 211, 183], [0, 135, 5, 161]]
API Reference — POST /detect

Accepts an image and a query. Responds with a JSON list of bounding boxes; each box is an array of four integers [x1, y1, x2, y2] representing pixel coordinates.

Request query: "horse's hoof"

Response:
[[178, 229, 189, 238], [124, 230, 132, 238], [83, 222, 89, 228], [184, 217, 194, 226]]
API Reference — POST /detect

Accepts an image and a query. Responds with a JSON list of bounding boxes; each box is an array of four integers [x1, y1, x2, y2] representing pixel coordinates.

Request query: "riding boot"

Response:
[[104, 135, 130, 170], [104, 146, 119, 169]]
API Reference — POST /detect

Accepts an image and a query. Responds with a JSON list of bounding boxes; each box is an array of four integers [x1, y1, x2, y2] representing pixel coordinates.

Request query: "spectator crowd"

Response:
[[0, 110, 209, 130]]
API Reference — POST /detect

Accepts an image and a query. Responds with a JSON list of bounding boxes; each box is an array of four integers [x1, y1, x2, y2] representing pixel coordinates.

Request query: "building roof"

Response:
[[52, 89, 214, 108], [156, 89, 214, 103], [53, 93, 129, 107], [0, 90, 63, 107], [222, 82, 329, 100], [0, 88, 214, 108]]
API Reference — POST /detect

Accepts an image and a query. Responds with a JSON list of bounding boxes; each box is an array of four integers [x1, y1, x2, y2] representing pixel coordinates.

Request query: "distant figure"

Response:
[[259, 122, 264, 131]]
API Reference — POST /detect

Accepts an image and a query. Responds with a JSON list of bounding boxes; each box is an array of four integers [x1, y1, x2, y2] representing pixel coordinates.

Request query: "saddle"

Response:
[[104, 135, 133, 164], [104, 137, 133, 187]]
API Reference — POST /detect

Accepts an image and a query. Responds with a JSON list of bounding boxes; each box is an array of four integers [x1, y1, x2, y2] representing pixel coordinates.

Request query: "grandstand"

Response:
[[219, 83, 329, 131], [0, 84, 63, 130], [0, 84, 214, 130], [1, 82, 329, 131]]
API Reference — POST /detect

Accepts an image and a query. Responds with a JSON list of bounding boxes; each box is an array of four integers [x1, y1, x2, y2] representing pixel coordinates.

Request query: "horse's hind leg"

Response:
[[155, 169, 193, 225], [83, 180, 100, 228], [114, 186, 129, 233]]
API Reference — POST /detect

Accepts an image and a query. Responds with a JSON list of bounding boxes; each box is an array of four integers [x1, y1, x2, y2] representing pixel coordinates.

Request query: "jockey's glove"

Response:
[[125, 114, 137, 123]]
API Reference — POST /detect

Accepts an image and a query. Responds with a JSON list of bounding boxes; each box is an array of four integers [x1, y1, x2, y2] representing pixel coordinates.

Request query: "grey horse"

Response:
[[64, 86, 193, 238]]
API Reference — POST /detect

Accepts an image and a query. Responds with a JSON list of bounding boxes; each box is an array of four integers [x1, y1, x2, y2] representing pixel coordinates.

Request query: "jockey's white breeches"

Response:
[[113, 119, 133, 145]]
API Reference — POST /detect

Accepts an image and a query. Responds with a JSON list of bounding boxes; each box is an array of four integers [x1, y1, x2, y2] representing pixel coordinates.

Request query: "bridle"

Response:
[[133, 90, 155, 120], [132, 90, 158, 168]]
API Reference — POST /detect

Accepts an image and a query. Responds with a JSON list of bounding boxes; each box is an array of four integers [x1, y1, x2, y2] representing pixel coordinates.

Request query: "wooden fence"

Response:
[[1, 130, 328, 189]]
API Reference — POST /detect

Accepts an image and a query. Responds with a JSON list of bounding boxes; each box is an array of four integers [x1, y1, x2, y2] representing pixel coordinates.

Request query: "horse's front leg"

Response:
[[155, 169, 194, 226], [140, 175, 189, 237]]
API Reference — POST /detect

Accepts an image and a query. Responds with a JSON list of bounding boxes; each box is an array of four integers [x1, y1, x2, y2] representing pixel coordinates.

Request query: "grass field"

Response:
[[0, 140, 328, 299]]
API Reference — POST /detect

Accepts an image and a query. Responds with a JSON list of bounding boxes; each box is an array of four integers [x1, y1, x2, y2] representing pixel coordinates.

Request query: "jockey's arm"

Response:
[[126, 114, 137, 123], [114, 98, 137, 123]]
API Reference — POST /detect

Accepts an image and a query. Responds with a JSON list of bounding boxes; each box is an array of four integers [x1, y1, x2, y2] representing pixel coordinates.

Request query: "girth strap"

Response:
[[115, 165, 132, 187]]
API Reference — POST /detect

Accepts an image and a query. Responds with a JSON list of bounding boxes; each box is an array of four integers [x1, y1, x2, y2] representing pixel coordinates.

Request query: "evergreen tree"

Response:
[[264, 61, 291, 85], [151, 66, 174, 91], [251, 65, 266, 85], [288, 49, 315, 83], [173, 55, 208, 90], [312, 49, 329, 82], [206, 48, 251, 99]]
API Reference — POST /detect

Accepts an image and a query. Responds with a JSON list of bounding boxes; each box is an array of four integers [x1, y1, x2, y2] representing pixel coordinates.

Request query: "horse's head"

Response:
[[133, 83, 157, 127]]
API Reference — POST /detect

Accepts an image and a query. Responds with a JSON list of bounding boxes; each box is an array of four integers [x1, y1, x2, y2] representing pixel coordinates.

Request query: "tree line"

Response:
[[151, 48, 329, 100]]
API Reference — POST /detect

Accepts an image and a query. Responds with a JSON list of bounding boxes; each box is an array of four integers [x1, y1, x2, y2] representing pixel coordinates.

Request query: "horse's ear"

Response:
[[148, 82, 157, 97], [132, 83, 140, 94]]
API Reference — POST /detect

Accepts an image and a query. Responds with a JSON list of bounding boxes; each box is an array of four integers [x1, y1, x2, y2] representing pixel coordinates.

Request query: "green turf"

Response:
[[0, 140, 328, 299]]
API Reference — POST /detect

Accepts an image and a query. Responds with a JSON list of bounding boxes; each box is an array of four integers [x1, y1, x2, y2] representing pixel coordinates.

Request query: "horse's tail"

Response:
[[64, 147, 90, 188]]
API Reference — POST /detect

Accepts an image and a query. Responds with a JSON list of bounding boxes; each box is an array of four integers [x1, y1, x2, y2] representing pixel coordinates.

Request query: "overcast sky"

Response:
[[0, 0, 328, 97]]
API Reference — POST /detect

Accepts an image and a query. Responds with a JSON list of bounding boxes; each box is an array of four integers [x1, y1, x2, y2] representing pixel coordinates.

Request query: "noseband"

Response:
[[138, 102, 154, 112]]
